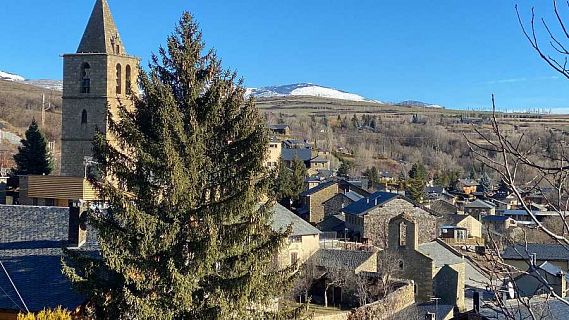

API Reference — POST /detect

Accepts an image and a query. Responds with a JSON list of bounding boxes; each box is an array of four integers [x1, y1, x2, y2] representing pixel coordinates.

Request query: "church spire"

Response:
[[77, 0, 126, 55]]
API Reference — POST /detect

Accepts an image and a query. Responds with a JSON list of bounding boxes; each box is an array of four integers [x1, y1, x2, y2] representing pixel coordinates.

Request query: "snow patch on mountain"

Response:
[[247, 83, 377, 102], [397, 100, 445, 109], [0, 71, 25, 82], [24, 79, 63, 91]]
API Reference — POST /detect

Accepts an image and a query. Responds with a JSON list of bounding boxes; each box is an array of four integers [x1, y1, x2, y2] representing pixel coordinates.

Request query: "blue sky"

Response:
[[1, 0, 569, 111]]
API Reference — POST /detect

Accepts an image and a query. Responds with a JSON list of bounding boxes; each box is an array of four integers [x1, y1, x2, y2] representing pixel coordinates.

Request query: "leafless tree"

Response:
[[292, 259, 317, 304], [377, 250, 401, 298], [323, 267, 347, 308]]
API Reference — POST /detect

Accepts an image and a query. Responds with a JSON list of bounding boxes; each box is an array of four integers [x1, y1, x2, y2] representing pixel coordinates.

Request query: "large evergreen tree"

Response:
[[406, 163, 427, 202], [289, 157, 307, 201], [63, 13, 297, 319], [13, 119, 53, 175]]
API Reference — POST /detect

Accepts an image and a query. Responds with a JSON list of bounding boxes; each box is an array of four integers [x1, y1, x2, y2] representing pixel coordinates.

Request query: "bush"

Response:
[[17, 307, 72, 320]]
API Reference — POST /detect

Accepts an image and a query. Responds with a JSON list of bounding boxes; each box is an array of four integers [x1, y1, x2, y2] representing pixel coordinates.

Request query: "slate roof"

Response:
[[502, 243, 569, 262], [440, 214, 473, 226], [0, 205, 98, 312], [429, 199, 458, 215], [77, 0, 126, 54], [418, 241, 489, 289], [464, 199, 495, 209], [313, 248, 376, 270], [268, 124, 289, 130], [342, 192, 400, 216], [281, 148, 312, 162], [270, 203, 320, 236], [482, 215, 511, 223], [538, 261, 569, 280], [316, 214, 346, 234], [394, 302, 454, 320], [300, 181, 336, 197]]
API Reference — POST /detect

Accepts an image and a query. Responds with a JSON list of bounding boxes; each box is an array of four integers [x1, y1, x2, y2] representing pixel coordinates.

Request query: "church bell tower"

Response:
[[61, 0, 138, 177]]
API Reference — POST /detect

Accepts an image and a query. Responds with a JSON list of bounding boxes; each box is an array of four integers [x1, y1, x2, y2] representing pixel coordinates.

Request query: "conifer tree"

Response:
[[406, 163, 427, 202], [290, 157, 307, 201], [63, 13, 298, 319], [13, 119, 53, 176]]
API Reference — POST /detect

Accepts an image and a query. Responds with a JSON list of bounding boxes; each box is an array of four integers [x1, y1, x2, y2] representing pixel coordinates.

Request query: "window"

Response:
[[125, 65, 132, 95], [289, 236, 302, 243], [399, 222, 407, 247], [80, 63, 91, 93], [116, 63, 122, 94], [399, 260, 404, 270], [81, 109, 88, 124], [45, 198, 55, 206], [290, 252, 299, 265]]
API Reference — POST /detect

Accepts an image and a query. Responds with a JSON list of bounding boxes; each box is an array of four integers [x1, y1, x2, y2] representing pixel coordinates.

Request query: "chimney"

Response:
[[374, 198, 378, 206], [68, 201, 88, 248], [367, 198, 370, 204], [424, 312, 435, 320], [530, 253, 537, 266], [559, 271, 567, 298]]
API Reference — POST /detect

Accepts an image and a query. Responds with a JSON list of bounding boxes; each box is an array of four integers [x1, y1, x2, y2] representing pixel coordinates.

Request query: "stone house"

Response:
[[514, 261, 568, 298], [271, 203, 321, 268], [268, 124, 290, 136], [482, 215, 517, 235], [502, 243, 569, 273], [299, 181, 338, 223], [464, 199, 496, 220], [429, 199, 459, 216], [343, 192, 439, 247], [382, 214, 466, 310]]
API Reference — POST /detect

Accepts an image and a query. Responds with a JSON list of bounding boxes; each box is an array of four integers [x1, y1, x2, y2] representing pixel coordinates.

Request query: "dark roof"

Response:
[[458, 179, 479, 187], [429, 199, 458, 215], [482, 215, 511, 223], [313, 248, 376, 270], [502, 244, 569, 262], [270, 203, 320, 236], [0, 205, 98, 312], [464, 199, 495, 209], [281, 148, 312, 162], [394, 302, 454, 320], [440, 214, 473, 226], [342, 192, 399, 216], [316, 214, 346, 233], [300, 181, 337, 197], [268, 124, 289, 130]]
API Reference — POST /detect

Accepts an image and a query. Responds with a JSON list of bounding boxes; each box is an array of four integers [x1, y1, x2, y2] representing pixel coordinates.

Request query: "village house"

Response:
[[463, 199, 496, 220], [264, 138, 282, 169], [456, 179, 479, 195], [429, 199, 459, 216], [343, 192, 439, 246], [502, 243, 569, 273], [268, 124, 290, 136], [439, 214, 483, 245], [271, 203, 321, 268], [513, 261, 568, 298], [481, 215, 517, 235]]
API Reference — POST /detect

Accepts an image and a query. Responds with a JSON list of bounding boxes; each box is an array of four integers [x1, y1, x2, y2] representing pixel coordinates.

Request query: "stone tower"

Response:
[[61, 0, 138, 177]]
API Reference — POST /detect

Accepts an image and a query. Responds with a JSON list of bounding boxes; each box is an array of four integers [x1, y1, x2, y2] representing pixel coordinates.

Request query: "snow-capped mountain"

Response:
[[246, 83, 378, 103], [0, 70, 25, 82], [0, 70, 63, 91]]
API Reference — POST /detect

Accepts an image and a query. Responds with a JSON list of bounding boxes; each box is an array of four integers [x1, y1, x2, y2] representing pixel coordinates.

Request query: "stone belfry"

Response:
[[61, 0, 138, 177]]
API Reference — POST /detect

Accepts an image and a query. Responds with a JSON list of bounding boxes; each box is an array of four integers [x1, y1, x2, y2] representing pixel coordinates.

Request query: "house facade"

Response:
[[344, 192, 439, 247]]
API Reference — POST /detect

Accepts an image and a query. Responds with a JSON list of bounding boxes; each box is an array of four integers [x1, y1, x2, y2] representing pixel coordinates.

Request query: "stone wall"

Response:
[[433, 262, 465, 311], [363, 199, 438, 247], [324, 194, 353, 218], [347, 281, 415, 320], [309, 184, 339, 223]]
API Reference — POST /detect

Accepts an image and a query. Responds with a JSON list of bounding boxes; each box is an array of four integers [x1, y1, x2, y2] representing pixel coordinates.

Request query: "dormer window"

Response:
[[80, 63, 91, 94], [116, 63, 122, 94]]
